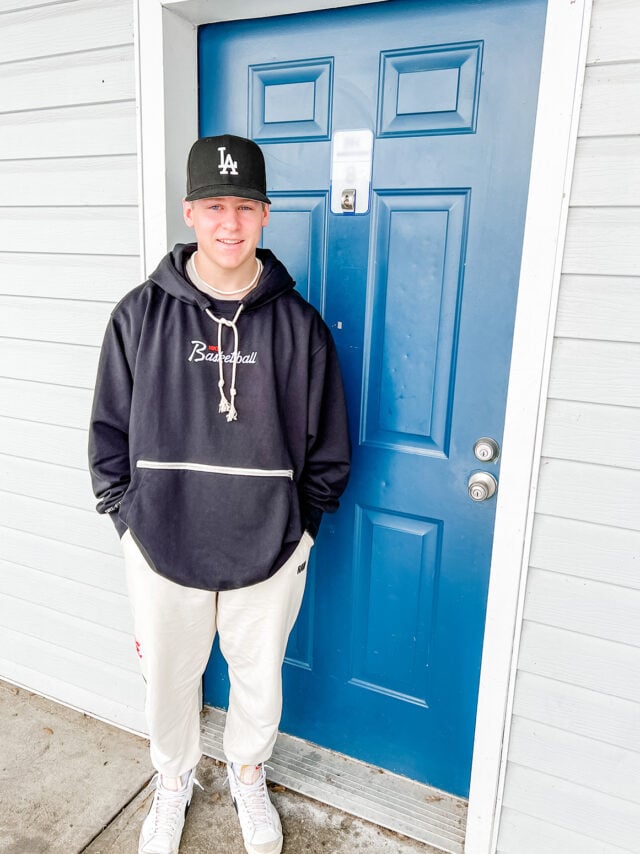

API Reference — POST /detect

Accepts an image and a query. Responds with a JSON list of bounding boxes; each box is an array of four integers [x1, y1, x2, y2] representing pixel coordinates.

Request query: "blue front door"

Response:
[[200, 0, 545, 797]]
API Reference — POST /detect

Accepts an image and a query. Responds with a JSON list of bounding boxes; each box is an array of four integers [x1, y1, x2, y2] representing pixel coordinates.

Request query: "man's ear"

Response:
[[183, 199, 194, 228], [262, 204, 270, 227]]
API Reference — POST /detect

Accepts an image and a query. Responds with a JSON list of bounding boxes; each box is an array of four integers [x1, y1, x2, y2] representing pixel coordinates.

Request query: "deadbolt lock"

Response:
[[468, 471, 498, 502], [473, 437, 500, 463]]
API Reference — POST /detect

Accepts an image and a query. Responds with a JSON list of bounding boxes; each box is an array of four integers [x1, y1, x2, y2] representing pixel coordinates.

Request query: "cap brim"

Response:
[[184, 184, 271, 204]]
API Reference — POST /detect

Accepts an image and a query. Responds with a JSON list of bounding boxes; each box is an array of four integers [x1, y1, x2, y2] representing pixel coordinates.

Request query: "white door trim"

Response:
[[134, 1, 593, 850]]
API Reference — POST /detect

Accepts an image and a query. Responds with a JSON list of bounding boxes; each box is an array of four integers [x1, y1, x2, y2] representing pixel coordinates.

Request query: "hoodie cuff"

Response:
[[303, 505, 324, 541]]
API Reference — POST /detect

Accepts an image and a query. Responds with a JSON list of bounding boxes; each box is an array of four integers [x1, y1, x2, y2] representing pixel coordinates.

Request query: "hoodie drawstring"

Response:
[[205, 304, 244, 422]]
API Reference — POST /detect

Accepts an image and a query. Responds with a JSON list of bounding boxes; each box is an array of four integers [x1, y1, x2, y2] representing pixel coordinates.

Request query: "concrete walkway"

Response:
[[0, 680, 437, 854]]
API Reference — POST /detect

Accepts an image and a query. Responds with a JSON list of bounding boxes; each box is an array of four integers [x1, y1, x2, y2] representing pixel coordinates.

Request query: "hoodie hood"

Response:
[[148, 243, 296, 311]]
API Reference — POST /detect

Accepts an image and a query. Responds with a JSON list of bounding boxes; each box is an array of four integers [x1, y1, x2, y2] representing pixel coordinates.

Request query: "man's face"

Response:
[[182, 196, 269, 278]]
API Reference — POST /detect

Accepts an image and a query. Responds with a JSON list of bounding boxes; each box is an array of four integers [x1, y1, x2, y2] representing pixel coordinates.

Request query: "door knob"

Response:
[[468, 471, 498, 502]]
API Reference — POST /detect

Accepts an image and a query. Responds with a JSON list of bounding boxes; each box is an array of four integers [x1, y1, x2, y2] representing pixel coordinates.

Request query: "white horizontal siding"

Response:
[[498, 806, 633, 854], [555, 275, 640, 342], [0, 296, 114, 346], [548, 339, 640, 407], [570, 137, 640, 207], [586, 0, 640, 64], [0, 45, 135, 113], [2, 0, 133, 63], [0, 102, 137, 159], [0, 156, 138, 206], [1, 526, 126, 595], [563, 208, 640, 276], [578, 63, 640, 136], [0, 253, 139, 302], [513, 672, 640, 753], [0, 207, 139, 255], [0, 339, 99, 387], [529, 514, 640, 590], [542, 399, 640, 469], [0, 0, 143, 730], [0, 454, 96, 512], [501, 764, 639, 851], [1, 492, 120, 556], [499, 0, 640, 849], [0, 415, 88, 469]]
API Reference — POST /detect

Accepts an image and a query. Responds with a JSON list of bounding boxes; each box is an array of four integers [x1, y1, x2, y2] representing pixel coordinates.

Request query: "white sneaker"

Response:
[[138, 769, 199, 854], [227, 763, 283, 854]]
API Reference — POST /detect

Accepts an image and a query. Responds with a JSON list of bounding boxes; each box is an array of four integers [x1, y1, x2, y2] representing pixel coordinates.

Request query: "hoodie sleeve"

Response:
[[88, 309, 137, 538], [301, 333, 351, 539]]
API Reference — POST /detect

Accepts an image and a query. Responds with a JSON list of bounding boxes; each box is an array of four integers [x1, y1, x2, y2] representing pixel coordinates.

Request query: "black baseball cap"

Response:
[[185, 134, 271, 204]]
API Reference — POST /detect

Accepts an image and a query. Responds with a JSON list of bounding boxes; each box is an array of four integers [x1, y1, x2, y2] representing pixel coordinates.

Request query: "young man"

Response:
[[89, 134, 351, 854]]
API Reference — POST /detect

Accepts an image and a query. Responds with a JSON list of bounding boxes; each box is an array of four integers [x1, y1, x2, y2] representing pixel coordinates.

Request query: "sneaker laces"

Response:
[[233, 766, 277, 832], [150, 774, 203, 837]]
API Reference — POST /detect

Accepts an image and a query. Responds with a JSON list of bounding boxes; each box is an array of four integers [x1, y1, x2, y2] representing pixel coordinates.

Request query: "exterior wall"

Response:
[[0, 0, 146, 731], [497, 1, 640, 850]]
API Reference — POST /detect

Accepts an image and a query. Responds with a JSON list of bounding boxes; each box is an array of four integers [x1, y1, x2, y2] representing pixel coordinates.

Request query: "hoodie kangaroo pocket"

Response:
[[123, 461, 300, 590]]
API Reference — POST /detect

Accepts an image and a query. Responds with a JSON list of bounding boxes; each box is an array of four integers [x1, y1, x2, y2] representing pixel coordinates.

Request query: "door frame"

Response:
[[134, 1, 593, 849]]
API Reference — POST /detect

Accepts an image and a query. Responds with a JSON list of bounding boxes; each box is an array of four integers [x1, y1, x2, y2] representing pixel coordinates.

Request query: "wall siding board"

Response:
[[0, 296, 114, 347], [500, 764, 639, 851], [524, 567, 640, 647], [0, 379, 93, 430], [530, 514, 640, 590], [555, 275, 640, 342], [0, 492, 121, 557], [0, 651, 145, 734], [3, 0, 133, 64], [0, 207, 139, 255], [0, 45, 135, 114], [536, 458, 640, 531], [505, 763, 640, 854], [0, 559, 130, 634], [0, 592, 137, 674], [586, 0, 640, 64], [0, 156, 138, 207], [548, 339, 640, 407], [542, 399, 640, 470], [578, 63, 640, 137], [498, 806, 633, 854], [518, 622, 640, 705], [0, 526, 126, 595], [0, 628, 144, 717], [0, 253, 139, 303], [508, 716, 640, 805], [0, 339, 99, 388], [563, 207, 640, 276], [0, 416, 88, 469], [0, 454, 96, 512], [513, 672, 640, 753], [0, 102, 137, 159], [570, 137, 640, 207]]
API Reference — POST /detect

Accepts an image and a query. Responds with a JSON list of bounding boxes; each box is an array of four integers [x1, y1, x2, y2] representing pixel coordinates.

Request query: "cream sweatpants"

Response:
[[122, 529, 312, 779]]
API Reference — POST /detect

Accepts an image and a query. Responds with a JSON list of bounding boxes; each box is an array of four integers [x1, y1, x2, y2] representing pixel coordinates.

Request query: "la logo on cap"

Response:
[[218, 146, 238, 176]]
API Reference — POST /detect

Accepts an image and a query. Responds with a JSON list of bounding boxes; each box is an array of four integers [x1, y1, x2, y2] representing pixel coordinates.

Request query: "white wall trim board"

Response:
[[466, 1, 594, 851], [136, 1, 593, 851]]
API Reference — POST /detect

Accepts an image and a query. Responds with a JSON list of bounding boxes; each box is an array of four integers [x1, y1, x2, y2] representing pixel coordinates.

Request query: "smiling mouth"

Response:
[[218, 239, 243, 245]]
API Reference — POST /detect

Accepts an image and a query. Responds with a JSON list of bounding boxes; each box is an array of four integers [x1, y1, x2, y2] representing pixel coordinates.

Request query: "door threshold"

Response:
[[201, 706, 467, 853]]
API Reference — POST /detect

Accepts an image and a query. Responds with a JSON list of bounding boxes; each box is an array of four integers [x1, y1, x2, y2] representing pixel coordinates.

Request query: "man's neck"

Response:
[[192, 251, 258, 295]]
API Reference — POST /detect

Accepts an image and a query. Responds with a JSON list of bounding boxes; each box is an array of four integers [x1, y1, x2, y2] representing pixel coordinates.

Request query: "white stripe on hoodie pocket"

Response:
[[136, 460, 294, 479]]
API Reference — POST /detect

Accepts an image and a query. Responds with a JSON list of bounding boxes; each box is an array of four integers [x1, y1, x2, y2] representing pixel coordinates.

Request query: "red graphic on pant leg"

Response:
[[135, 639, 143, 659]]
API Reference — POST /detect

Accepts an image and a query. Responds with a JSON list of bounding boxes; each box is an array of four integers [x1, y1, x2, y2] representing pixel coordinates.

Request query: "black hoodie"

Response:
[[89, 244, 351, 591]]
